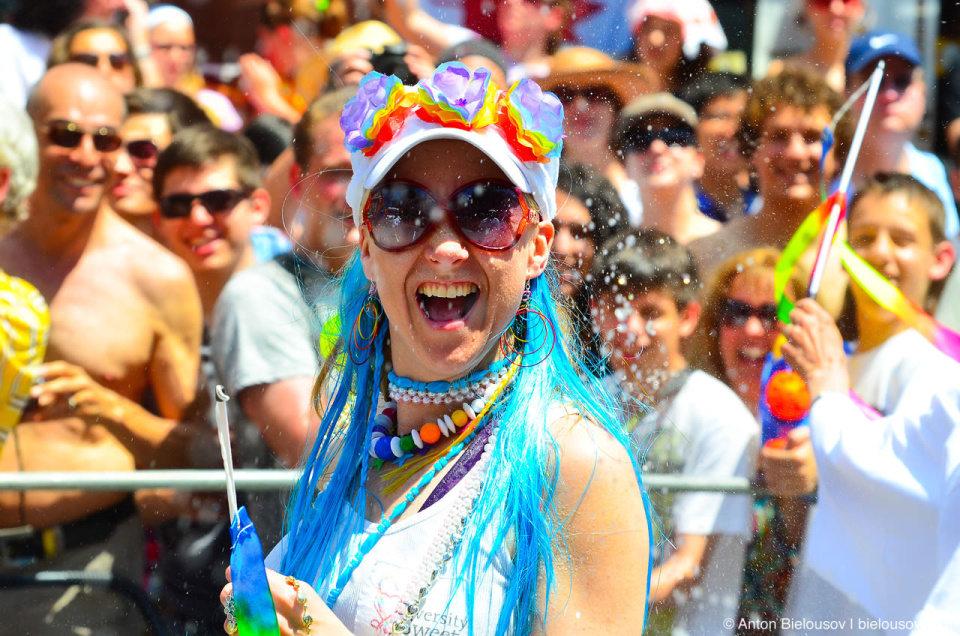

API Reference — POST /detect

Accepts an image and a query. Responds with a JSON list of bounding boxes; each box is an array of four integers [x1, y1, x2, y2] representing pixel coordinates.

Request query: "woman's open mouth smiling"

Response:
[[416, 281, 480, 327]]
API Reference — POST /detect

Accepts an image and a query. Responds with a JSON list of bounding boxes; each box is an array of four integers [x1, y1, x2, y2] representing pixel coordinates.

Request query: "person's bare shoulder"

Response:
[[548, 412, 639, 509], [109, 216, 196, 301]]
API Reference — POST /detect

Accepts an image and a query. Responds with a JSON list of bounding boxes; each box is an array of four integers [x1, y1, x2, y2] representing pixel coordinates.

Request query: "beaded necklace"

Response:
[[369, 391, 493, 469], [387, 356, 514, 404], [325, 362, 517, 607]]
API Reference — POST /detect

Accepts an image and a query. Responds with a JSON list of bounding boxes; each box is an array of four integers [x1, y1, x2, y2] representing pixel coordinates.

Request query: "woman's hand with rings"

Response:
[[220, 567, 352, 635]]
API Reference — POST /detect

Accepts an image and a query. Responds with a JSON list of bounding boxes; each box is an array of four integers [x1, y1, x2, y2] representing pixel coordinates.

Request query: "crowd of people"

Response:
[[0, 0, 959, 635]]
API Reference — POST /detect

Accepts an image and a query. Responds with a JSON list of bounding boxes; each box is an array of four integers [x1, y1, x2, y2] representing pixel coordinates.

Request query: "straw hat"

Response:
[[538, 47, 656, 107]]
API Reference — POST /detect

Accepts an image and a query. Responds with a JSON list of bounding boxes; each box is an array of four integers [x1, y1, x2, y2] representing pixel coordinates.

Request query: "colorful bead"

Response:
[[420, 422, 441, 444], [437, 417, 451, 437], [451, 410, 468, 428], [374, 437, 395, 460], [400, 436, 416, 453]]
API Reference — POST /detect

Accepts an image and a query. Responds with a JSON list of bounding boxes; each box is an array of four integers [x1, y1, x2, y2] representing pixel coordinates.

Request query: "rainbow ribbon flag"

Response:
[[230, 506, 281, 636], [836, 242, 960, 363], [772, 197, 960, 364]]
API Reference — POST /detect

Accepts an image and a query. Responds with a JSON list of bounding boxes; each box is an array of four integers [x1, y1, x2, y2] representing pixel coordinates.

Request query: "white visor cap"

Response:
[[346, 116, 559, 227]]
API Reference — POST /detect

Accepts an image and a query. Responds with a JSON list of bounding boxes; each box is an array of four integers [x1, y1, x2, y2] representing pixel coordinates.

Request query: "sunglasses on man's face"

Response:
[[718, 299, 779, 330], [623, 127, 697, 154], [71, 51, 131, 71], [554, 85, 618, 106], [44, 120, 122, 153], [363, 180, 537, 252], [125, 139, 160, 165], [854, 63, 917, 94], [159, 189, 250, 219], [808, 0, 860, 8]]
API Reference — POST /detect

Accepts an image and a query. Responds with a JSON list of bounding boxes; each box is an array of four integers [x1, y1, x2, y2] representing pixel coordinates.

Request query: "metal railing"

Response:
[[0, 470, 753, 494]]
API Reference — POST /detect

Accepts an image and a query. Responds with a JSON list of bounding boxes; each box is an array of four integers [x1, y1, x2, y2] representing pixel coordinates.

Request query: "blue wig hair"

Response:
[[280, 253, 653, 634]]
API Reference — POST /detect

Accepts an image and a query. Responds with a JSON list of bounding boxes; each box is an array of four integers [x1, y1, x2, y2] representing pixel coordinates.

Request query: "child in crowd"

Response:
[[593, 228, 758, 635], [783, 173, 959, 634]]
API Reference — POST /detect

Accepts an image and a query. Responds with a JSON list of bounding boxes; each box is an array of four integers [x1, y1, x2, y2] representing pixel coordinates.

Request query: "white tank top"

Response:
[[267, 466, 514, 636], [328, 470, 513, 636], [267, 404, 577, 635]]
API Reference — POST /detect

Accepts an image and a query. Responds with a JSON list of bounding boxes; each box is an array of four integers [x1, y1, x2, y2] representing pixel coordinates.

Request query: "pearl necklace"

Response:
[[387, 356, 514, 405], [370, 386, 497, 468]]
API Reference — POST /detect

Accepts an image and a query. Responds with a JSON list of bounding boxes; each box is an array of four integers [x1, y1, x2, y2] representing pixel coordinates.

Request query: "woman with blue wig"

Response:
[[221, 62, 652, 635]]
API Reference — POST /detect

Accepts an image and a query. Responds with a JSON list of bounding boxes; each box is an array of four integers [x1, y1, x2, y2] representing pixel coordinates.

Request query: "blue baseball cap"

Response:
[[846, 30, 922, 74]]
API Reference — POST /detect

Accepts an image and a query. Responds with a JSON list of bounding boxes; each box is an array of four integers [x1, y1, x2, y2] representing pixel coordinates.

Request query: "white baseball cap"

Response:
[[342, 63, 564, 226]]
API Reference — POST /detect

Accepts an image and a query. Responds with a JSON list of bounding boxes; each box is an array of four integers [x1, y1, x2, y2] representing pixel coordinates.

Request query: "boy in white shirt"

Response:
[[593, 228, 759, 636], [782, 173, 959, 635]]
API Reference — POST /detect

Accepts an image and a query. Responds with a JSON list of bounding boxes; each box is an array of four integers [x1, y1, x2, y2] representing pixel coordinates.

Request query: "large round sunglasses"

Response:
[[363, 180, 538, 252]]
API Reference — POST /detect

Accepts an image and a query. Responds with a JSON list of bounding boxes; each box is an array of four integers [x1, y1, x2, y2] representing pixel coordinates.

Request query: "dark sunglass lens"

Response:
[[160, 195, 192, 218], [92, 129, 122, 152], [47, 122, 83, 148], [721, 300, 751, 328], [453, 183, 523, 249], [368, 184, 432, 250], [758, 304, 779, 327], [71, 53, 100, 67], [625, 130, 652, 154], [109, 53, 131, 70], [554, 87, 576, 105], [199, 190, 243, 213], [584, 87, 615, 104], [127, 139, 159, 161], [890, 73, 913, 93]]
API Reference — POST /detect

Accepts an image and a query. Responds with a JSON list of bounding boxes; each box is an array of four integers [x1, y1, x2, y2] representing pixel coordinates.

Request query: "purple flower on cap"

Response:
[[505, 79, 564, 160], [340, 72, 409, 152], [417, 62, 498, 128]]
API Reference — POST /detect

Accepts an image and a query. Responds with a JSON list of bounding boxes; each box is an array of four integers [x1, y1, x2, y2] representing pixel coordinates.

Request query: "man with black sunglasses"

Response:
[[212, 89, 359, 475], [614, 92, 722, 245], [842, 30, 959, 241], [0, 64, 202, 635]]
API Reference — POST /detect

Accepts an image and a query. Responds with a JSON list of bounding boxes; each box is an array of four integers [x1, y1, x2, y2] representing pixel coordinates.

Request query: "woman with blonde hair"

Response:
[[690, 247, 817, 634]]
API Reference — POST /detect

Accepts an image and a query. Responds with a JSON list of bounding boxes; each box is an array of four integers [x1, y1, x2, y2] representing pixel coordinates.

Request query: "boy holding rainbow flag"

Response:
[[780, 173, 960, 635]]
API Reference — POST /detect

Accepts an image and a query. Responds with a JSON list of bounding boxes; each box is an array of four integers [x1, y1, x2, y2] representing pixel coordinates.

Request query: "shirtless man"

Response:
[[689, 68, 848, 317], [0, 64, 201, 634]]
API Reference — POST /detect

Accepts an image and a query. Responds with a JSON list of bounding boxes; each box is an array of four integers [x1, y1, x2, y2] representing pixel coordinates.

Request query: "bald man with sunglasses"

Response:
[[0, 64, 201, 635]]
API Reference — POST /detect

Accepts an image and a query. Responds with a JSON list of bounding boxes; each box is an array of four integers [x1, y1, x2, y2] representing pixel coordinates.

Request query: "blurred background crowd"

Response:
[[1, 0, 959, 635]]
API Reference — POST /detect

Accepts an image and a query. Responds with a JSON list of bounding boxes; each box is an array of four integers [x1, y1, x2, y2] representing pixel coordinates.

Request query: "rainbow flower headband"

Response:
[[340, 62, 564, 164]]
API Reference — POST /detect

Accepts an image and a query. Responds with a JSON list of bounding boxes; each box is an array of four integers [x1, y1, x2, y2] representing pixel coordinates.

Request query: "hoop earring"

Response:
[[350, 285, 383, 366], [500, 287, 555, 367]]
